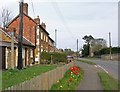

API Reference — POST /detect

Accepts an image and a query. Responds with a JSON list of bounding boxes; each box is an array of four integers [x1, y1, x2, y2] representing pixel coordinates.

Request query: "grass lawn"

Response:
[[85, 57, 100, 60], [76, 59, 96, 65], [0, 72, 2, 91], [50, 66, 84, 90], [2, 64, 57, 89], [98, 72, 119, 91]]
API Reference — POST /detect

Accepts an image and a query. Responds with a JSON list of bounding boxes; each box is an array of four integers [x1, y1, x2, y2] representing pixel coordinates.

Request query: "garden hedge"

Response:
[[41, 52, 67, 64], [94, 47, 120, 55]]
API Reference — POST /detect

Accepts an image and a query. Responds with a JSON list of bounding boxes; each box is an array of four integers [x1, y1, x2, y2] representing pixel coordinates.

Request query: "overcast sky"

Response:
[[0, 0, 119, 51]]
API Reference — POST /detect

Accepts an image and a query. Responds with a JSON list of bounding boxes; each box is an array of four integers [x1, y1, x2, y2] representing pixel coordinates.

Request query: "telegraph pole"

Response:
[[54, 29, 57, 52], [17, 0, 24, 69], [11, 30, 14, 69], [109, 32, 112, 60], [77, 39, 78, 59], [55, 29, 57, 48]]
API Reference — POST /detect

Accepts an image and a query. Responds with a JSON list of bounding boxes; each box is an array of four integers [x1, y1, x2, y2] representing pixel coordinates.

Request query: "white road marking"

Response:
[[96, 65, 109, 74], [94, 65, 97, 67]]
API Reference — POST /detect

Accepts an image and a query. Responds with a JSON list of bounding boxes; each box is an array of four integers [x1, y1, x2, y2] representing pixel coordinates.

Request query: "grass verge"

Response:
[[2, 64, 57, 89], [98, 72, 119, 91], [76, 59, 96, 65], [50, 66, 84, 90]]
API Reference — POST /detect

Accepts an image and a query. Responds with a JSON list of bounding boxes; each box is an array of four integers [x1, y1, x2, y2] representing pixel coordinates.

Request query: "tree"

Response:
[[82, 44, 89, 57], [82, 35, 94, 45], [64, 48, 74, 56], [1, 8, 12, 29], [91, 38, 107, 55], [82, 35, 94, 57]]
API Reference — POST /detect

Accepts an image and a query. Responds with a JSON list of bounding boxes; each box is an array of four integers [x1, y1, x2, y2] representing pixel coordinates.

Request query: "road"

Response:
[[78, 58, 119, 80]]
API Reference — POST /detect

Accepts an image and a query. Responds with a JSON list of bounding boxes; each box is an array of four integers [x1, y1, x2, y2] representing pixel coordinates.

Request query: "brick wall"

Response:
[[8, 15, 37, 45]]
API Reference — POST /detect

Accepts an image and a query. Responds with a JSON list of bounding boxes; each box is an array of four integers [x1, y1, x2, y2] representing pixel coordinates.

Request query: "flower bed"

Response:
[[50, 66, 84, 90]]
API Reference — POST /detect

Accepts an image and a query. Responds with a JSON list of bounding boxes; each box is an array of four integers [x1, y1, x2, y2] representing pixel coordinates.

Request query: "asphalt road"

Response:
[[79, 58, 119, 80]]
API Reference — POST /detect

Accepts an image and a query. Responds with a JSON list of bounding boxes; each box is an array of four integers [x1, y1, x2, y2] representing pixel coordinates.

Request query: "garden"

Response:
[[50, 66, 84, 90], [2, 64, 57, 89]]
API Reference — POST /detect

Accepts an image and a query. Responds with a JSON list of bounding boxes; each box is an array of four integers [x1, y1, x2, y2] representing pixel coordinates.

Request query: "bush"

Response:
[[41, 52, 67, 64], [95, 47, 120, 55], [82, 44, 89, 57], [41, 52, 51, 64]]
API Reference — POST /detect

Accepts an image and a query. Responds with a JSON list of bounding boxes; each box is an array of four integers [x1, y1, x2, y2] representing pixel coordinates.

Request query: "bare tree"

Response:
[[1, 8, 12, 29]]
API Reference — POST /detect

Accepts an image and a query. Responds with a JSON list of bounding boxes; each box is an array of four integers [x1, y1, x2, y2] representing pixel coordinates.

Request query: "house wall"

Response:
[[1, 31, 11, 43], [48, 39, 54, 52], [35, 27, 50, 62], [4, 47, 34, 69], [41, 30, 49, 52], [7, 14, 37, 67], [8, 15, 37, 45], [1, 26, 36, 70]]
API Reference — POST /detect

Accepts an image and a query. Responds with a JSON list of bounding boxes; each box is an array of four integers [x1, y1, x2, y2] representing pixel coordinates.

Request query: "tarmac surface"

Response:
[[75, 61, 103, 90]]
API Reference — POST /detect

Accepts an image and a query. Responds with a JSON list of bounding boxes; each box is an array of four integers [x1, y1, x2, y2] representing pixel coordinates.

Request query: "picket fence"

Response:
[[5, 62, 75, 90]]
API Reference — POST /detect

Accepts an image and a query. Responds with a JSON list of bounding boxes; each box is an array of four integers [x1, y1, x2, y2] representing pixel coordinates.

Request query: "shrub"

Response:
[[94, 47, 120, 55], [41, 52, 51, 64], [41, 52, 67, 64]]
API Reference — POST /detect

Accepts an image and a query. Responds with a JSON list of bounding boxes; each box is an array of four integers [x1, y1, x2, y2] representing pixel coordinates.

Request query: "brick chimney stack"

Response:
[[34, 16, 40, 25], [23, 3, 28, 15], [41, 22, 46, 30]]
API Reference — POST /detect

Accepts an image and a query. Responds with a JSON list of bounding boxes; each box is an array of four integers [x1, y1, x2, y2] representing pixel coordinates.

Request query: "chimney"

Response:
[[23, 3, 28, 15], [34, 16, 40, 25], [41, 22, 46, 30]]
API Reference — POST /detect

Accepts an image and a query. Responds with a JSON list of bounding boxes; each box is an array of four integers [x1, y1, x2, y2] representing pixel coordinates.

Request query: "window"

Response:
[[37, 35, 39, 39], [44, 35, 46, 41], [30, 49, 33, 57], [41, 32, 43, 40], [46, 36, 48, 42], [37, 29, 39, 35]]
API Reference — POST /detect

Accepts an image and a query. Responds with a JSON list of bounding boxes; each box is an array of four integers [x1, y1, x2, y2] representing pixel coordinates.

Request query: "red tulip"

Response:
[[69, 78, 72, 81]]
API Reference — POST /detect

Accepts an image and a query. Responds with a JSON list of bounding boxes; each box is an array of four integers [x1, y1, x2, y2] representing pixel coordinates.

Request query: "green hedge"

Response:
[[41, 52, 67, 64], [94, 47, 120, 55]]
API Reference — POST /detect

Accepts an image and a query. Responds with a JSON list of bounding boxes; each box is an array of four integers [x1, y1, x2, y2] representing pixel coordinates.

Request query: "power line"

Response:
[[51, 1, 77, 40], [31, 0, 35, 18]]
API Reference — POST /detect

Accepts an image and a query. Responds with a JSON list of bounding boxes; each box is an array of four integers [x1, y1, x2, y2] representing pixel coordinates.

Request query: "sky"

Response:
[[0, 0, 119, 51]]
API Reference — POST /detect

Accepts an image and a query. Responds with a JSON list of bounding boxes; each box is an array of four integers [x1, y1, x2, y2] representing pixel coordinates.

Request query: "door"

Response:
[[0, 46, 6, 70]]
